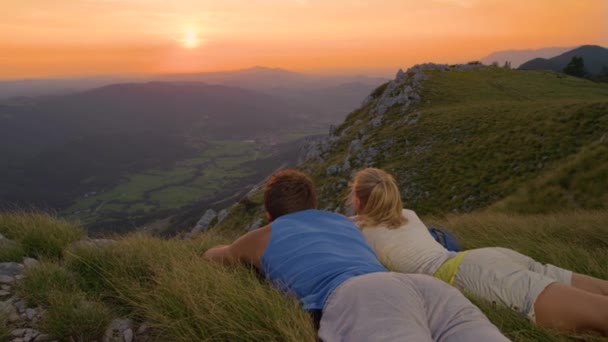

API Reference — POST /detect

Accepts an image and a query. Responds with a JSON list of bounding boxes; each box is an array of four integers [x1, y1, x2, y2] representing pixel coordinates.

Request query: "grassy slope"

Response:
[[492, 137, 608, 213], [1, 212, 607, 341], [306, 68, 608, 215]]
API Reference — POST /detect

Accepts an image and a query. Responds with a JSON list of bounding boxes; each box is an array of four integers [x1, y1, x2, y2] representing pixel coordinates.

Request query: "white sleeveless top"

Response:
[[358, 209, 456, 275]]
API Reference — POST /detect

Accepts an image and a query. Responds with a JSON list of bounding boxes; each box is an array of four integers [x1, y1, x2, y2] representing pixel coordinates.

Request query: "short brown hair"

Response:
[[264, 169, 318, 221]]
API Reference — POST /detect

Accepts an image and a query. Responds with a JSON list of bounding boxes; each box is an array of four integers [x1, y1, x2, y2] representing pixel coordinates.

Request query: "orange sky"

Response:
[[1, 0, 607, 79]]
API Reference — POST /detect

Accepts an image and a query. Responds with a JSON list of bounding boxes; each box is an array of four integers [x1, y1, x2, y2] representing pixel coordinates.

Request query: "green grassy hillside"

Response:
[[303, 67, 608, 215]]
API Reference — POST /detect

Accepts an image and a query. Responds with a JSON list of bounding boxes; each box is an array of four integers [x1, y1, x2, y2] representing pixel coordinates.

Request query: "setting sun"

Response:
[[178, 29, 201, 49]]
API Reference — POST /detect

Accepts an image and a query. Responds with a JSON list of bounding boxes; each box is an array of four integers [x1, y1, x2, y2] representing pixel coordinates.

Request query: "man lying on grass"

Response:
[[204, 169, 509, 342]]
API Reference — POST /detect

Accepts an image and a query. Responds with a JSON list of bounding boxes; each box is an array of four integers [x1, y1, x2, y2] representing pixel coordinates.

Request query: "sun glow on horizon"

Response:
[[177, 27, 202, 49], [1, 0, 606, 78]]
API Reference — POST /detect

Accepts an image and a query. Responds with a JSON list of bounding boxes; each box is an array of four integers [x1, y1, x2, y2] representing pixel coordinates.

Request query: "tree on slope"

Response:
[[563, 56, 587, 78]]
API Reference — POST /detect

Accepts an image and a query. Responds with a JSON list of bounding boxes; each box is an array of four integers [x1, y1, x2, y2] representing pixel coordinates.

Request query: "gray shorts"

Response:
[[454, 248, 572, 322], [318, 272, 509, 342]]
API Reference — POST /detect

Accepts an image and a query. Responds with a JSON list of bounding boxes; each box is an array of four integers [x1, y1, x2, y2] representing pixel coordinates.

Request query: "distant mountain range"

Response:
[[480, 46, 576, 68], [519, 45, 608, 75], [0, 67, 387, 123]]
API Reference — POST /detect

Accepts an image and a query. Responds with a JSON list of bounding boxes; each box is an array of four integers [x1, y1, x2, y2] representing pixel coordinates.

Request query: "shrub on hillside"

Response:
[[0, 212, 84, 259], [42, 292, 112, 341], [16, 261, 79, 306], [0, 240, 26, 262], [65, 234, 199, 301]]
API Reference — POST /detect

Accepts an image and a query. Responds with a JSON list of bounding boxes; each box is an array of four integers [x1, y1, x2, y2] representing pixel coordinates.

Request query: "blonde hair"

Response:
[[350, 168, 407, 229]]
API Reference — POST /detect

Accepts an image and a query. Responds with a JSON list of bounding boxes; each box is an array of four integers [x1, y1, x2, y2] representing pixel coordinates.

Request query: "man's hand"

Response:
[[204, 244, 238, 266]]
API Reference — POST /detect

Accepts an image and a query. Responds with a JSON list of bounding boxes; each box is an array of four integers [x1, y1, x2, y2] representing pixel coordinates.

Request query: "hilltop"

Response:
[[519, 45, 608, 75], [291, 64, 608, 216]]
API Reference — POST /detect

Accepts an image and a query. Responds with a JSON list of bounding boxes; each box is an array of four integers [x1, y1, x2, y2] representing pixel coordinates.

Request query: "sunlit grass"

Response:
[[0, 212, 84, 259]]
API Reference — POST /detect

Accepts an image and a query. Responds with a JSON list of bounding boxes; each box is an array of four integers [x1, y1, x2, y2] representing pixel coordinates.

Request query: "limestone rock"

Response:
[[326, 165, 341, 176], [188, 209, 217, 237], [0, 275, 15, 284], [216, 209, 229, 225], [0, 262, 24, 277], [247, 219, 264, 231], [103, 318, 134, 342]]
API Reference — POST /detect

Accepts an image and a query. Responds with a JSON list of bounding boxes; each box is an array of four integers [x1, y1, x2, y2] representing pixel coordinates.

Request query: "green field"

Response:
[[64, 140, 263, 222], [64, 124, 328, 228]]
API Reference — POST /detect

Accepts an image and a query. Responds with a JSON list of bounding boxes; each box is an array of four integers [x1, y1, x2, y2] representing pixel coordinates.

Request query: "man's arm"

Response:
[[203, 225, 270, 269]]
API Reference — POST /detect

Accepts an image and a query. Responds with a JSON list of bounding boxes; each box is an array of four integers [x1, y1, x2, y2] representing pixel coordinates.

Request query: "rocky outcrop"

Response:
[[0, 233, 153, 342], [1, 260, 47, 342], [370, 63, 449, 118], [188, 209, 217, 237], [216, 209, 229, 225]]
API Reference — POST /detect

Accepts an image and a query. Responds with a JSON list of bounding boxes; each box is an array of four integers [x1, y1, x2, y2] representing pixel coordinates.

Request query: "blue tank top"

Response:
[[261, 209, 387, 310]]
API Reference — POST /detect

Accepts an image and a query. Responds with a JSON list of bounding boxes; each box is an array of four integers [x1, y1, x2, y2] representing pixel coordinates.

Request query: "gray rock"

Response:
[[370, 117, 382, 128], [326, 165, 341, 176], [348, 139, 363, 153], [34, 334, 50, 342], [103, 318, 133, 342], [0, 262, 24, 277], [11, 328, 26, 337], [13, 299, 26, 312], [123, 328, 134, 342], [395, 68, 408, 82], [23, 328, 39, 341], [188, 209, 217, 237], [246, 219, 264, 231], [216, 209, 229, 224], [361, 95, 373, 107], [0, 275, 14, 284], [26, 308, 37, 320], [342, 159, 351, 172], [0, 290, 10, 297], [0, 233, 5, 240]]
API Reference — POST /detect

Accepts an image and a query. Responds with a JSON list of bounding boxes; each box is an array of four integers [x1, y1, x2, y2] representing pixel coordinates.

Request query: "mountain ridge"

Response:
[[519, 45, 608, 75]]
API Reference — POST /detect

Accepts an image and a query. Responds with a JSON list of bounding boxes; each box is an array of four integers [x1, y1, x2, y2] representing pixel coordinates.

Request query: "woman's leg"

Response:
[[495, 247, 608, 296], [493, 247, 572, 285], [534, 282, 608, 336], [571, 273, 608, 296]]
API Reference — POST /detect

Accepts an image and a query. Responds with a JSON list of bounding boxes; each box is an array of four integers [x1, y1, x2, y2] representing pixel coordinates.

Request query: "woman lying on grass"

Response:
[[349, 167, 608, 336]]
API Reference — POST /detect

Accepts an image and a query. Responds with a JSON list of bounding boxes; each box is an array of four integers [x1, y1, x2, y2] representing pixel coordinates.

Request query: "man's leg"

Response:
[[319, 272, 434, 342], [404, 274, 510, 342], [319, 272, 508, 342]]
